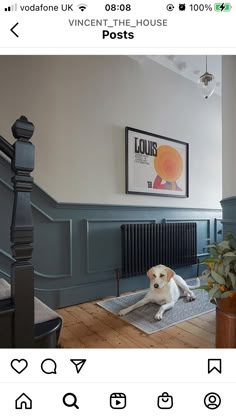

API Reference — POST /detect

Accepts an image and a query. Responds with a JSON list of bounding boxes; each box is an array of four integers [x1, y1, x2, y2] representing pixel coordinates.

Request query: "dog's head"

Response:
[[146, 264, 175, 289]]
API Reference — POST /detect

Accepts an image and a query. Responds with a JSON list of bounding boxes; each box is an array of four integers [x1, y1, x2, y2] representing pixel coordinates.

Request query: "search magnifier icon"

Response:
[[63, 393, 79, 409]]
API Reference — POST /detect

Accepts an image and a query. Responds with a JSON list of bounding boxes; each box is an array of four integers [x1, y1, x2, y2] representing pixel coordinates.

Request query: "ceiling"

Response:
[[132, 55, 222, 96]]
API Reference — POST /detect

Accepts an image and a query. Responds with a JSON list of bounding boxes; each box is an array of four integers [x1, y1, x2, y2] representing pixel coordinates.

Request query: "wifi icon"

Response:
[[78, 3, 87, 11]]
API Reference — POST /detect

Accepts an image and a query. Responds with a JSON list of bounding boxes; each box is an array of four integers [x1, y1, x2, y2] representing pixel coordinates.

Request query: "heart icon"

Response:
[[11, 359, 28, 374]]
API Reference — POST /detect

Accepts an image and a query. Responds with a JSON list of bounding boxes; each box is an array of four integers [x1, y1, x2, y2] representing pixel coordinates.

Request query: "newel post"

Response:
[[10, 116, 35, 347]]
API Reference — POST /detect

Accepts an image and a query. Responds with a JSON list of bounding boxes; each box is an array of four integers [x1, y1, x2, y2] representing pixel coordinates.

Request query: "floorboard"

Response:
[[57, 299, 216, 348]]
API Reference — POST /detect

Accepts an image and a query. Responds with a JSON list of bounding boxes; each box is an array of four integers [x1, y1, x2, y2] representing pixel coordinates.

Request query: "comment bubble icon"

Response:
[[41, 358, 57, 374]]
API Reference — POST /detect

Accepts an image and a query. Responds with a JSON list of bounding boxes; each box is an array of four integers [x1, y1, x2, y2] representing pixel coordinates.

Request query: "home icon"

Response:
[[15, 393, 32, 409]]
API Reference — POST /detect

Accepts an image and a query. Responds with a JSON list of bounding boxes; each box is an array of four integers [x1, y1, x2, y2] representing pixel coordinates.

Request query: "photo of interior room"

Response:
[[0, 55, 235, 349]]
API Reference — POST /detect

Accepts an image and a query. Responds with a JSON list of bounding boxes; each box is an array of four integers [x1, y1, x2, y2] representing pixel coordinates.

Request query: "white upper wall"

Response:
[[0, 55, 222, 208], [222, 56, 236, 199]]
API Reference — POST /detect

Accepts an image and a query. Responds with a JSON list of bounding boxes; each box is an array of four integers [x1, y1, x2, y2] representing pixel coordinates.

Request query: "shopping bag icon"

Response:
[[157, 392, 173, 409]]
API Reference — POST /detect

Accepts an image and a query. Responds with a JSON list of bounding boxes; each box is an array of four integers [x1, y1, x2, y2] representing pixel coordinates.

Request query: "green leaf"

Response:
[[228, 272, 236, 289], [225, 232, 234, 241], [223, 256, 236, 266], [225, 233, 236, 249], [224, 264, 231, 277], [208, 285, 221, 304], [221, 291, 234, 298], [215, 263, 224, 276], [207, 244, 220, 258], [211, 270, 225, 284], [206, 245, 219, 258], [202, 270, 211, 279], [211, 248, 220, 258], [218, 241, 231, 252], [214, 290, 223, 299], [208, 285, 221, 301], [202, 258, 219, 264], [223, 251, 236, 257], [198, 285, 211, 291]]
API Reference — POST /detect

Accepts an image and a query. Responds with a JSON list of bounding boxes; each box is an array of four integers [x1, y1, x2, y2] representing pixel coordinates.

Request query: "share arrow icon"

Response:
[[70, 359, 86, 374]]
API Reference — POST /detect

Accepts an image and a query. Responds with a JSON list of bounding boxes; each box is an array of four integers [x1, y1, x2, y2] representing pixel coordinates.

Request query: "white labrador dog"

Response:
[[118, 264, 200, 320]]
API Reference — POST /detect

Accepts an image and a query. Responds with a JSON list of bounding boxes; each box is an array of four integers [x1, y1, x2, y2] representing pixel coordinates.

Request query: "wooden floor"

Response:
[[57, 297, 216, 348]]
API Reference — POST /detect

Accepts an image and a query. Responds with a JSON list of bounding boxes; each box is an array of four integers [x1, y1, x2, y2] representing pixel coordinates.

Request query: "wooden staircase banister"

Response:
[[0, 116, 35, 347], [1, 117, 62, 348], [0, 135, 14, 160]]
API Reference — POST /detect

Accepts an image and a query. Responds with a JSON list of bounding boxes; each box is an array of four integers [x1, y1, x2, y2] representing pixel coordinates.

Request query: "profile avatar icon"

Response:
[[204, 392, 221, 409], [153, 145, 183, 191]]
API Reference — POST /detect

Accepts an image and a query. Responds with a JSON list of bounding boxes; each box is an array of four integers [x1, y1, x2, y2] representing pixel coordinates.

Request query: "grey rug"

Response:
[[97, 278, 215, 334]]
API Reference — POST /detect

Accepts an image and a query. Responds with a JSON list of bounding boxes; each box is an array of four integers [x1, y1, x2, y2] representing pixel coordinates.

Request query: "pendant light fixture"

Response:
[[198, 56, 216, 99]]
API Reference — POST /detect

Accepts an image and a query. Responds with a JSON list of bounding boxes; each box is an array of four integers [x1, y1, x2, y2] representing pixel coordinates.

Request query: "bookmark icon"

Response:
[[70, 359, 86, 374], [208, 359, 222, 374]]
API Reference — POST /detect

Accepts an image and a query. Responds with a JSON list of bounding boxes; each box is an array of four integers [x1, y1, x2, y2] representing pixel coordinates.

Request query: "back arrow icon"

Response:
[[10, 23, 19, 37]]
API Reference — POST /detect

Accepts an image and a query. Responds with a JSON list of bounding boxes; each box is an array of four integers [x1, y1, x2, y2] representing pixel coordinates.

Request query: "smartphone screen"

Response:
[[0, 1, 235, 417]]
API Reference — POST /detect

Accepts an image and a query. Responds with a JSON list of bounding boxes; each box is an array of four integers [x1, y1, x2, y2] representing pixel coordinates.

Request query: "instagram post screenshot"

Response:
[[0, 0, 235, 417]]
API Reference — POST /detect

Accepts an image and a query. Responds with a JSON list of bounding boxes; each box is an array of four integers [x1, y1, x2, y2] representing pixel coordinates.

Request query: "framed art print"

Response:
[[125, 127, 189, 198]]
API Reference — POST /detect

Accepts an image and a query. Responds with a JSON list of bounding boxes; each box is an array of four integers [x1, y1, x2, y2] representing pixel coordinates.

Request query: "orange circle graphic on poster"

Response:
[[154, 145, 183, 182]]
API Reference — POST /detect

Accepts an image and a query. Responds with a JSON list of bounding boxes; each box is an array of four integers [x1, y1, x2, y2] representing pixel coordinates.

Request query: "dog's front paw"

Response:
[[187, 294, 196, 302], [118, 308, 129, 316], [154, 311, 163, 321]]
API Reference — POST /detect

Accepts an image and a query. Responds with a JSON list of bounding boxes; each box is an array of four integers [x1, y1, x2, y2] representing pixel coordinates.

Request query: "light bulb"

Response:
[[198, 71, 216, 99]]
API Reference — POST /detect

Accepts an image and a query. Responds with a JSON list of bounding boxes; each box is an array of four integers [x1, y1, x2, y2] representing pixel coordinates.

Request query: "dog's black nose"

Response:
[[154, 283, 159, 289]]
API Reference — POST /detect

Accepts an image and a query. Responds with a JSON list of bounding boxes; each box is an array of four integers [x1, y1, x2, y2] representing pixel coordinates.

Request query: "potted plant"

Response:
[[200, 233, 236, 348]]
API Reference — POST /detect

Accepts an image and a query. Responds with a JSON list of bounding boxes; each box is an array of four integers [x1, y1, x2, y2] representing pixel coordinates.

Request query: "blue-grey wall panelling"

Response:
[[0, 155, 222, 309]]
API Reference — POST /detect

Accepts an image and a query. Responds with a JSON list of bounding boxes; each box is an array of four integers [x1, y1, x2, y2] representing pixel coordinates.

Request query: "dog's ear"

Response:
[[147, 267, 156, 279], [165, 267, 175, 281]]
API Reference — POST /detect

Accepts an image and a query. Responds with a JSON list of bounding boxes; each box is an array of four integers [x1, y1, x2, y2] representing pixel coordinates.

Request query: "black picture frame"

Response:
[[125, 127, 189, 198]]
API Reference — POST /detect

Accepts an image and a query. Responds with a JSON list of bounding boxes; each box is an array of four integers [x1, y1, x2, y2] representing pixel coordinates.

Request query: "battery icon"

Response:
[[214, 3, 232, 11]]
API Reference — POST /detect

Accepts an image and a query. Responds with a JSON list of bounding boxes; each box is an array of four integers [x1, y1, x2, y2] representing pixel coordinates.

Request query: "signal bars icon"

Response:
[[4, 3, 17, 11]]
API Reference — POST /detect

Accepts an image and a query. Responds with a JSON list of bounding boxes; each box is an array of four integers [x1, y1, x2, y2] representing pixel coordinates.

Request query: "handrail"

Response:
[[0, 135, 14, 160]]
